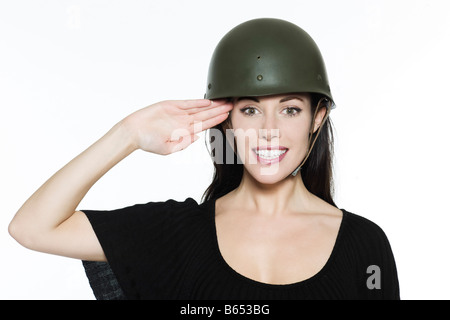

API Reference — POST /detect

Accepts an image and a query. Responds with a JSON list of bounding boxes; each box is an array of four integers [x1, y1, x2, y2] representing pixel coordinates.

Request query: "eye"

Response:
[[239, 106, 302, 117], [282, 107, 302, 117], [239, 106, 260, 117]]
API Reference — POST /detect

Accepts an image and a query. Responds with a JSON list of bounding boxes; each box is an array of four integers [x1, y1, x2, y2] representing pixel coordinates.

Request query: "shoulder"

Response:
[[342, 210, 390, 242], [339, 209, 396, 263]]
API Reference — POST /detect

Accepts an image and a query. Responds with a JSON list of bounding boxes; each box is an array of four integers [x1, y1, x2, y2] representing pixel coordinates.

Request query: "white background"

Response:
[[1, 0, 449, 300]]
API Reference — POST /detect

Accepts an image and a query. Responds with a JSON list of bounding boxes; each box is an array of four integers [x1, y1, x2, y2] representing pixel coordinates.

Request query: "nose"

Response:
[[260, 115, 280, 141]]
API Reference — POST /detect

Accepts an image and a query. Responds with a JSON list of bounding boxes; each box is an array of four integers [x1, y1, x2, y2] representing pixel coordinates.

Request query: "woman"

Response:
[[9, 18, 400, 299]]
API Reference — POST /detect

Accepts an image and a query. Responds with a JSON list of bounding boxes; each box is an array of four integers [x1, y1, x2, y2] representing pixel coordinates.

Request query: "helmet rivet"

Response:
[[208, 83, 212, 89], [257, 75, 263, 81]]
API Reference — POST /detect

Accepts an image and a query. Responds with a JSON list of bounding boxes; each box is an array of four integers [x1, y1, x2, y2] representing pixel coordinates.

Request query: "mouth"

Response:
[[252, 146, 289, 165]]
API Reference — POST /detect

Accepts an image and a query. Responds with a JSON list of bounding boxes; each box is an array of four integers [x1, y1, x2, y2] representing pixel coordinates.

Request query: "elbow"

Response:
[[8, 217, 38, 250], [8, 218, 20, 242]]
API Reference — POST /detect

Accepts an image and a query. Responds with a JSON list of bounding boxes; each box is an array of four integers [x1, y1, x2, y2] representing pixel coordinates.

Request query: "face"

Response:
[[222, 93, 324, 184]]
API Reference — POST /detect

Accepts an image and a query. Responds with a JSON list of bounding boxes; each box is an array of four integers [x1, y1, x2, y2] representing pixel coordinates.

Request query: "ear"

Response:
[[313, 106, 329, 133]]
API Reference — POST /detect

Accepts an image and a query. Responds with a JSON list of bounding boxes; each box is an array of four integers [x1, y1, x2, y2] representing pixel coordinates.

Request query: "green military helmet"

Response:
[[205, 18, 335, 109]]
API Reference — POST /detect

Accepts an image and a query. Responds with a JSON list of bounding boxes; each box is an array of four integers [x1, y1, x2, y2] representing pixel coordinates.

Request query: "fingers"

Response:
[[178, 98, 230, 113], [191, 112, 230, 134], [167, 99, 231, 153], [177, 98, 233, 133], [191, 102, 233, 122], [166, 99, 232, 151], [177, 99, 213, 109], [184, 100, 232, 134]]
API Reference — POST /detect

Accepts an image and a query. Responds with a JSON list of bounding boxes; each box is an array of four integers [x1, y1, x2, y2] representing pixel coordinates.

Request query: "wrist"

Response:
[[111, 118, 139, 154]]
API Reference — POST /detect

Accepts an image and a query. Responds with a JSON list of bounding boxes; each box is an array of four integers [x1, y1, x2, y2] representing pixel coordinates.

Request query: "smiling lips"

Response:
[[252, 146, 289, 165]]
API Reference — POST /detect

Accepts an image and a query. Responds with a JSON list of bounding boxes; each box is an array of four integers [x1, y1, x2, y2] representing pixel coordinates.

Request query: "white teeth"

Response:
[[255, 149, 287, 159]]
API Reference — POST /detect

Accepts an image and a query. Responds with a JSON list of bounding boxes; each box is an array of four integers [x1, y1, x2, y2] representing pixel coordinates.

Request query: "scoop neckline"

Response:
[[208, 197, 348, 289]]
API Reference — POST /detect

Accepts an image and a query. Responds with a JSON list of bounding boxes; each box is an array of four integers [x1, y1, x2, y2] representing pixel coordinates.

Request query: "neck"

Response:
[[229, 168, 315, 217]]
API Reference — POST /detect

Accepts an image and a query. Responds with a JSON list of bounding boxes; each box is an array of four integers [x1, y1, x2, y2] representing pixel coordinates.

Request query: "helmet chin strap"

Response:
[[291, 98, 332, 177], [291, 164, 302, 177]]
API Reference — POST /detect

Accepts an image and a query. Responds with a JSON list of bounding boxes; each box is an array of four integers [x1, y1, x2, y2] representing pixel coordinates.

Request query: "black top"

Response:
[[82, 197, 400, 300]]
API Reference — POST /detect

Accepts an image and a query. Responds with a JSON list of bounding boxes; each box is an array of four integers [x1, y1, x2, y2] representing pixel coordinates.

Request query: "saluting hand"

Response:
[[122, 99, 233, 155]]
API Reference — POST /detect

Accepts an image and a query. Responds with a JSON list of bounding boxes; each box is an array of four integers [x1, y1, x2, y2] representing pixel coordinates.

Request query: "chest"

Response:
[[215, 211, 341, 285]]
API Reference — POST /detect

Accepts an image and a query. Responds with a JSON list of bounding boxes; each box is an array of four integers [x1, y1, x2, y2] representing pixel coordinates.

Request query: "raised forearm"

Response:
[[9, 120, 136, 242]]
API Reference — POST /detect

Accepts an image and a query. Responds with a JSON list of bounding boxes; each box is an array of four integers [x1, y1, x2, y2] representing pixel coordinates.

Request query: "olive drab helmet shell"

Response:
[[204, 18, 335, 109]]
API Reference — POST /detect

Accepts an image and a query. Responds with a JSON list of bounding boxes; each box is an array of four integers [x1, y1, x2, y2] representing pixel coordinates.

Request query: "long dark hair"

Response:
[[201, 93, 337, 207]]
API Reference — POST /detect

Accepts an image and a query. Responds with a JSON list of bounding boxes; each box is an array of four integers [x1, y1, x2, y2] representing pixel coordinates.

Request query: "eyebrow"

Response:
[[236, 96, 304, 103]]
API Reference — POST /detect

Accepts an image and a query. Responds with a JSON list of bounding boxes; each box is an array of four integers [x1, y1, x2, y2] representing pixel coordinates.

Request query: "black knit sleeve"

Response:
[[365, 226, 400, 300], [80, 197, 199, 300], [346, 213, 400, 300]]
